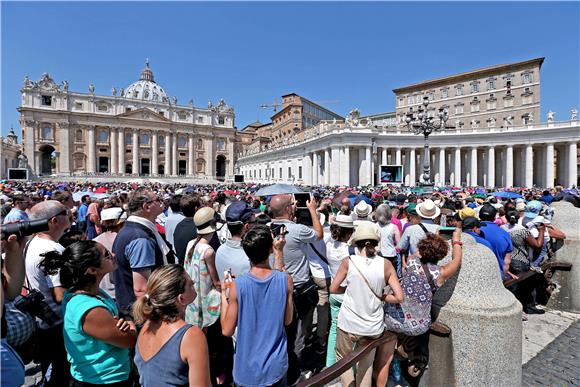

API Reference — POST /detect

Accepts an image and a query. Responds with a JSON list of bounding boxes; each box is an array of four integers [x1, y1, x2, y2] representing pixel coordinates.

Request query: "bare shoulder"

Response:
[[183, 324, 206, 343]]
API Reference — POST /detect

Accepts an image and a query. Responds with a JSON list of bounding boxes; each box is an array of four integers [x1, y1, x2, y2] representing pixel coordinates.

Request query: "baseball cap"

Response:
[[479, 204, 497, 220], [100, 207, 126, 221], [458, 207, 477, 220], [225, 201, 254, 225], [462, 216, 482, 230], [524, 200, 543, 219]]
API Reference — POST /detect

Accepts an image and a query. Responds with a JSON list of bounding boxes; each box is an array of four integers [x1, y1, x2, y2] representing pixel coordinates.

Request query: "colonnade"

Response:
[[240, 141, 578, 188]]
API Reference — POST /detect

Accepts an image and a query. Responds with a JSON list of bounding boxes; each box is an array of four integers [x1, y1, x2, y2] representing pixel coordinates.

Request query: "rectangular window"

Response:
[[178, 112, 187, 120], [279, 168, 282, 178], [298, 166, 302, 179], [41, 95, 52, 106], [407, 96, 413, 105], [471, 104, 480, 112], [125, 107, 132, 112], [97, 104, 108, 112], [197, 116, 204, 123], [75, 102, 83, 110], [398, 98, 404, 106], [441, 88, 448, 98], [455, 86, 463, 96], [523, 73, 532, 84], [428, 92, 434, 101], [504, 98, 514, 108], [487, 101, 497, 110], [471, 83, 479, 93], [487, 80, 496, 90], [455, 105, 464, 115], [218, 116, 225, 125], [288, 167, 292, 178]]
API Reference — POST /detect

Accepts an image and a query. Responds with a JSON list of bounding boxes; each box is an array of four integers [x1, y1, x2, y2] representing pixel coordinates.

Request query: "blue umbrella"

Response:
[[254, 184, 304, 196], [348, 194, 373, 208], [490, 191, 522, 199]]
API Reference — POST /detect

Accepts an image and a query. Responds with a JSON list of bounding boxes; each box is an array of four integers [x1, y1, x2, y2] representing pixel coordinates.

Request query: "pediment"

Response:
[[117, 108, 171, 122]]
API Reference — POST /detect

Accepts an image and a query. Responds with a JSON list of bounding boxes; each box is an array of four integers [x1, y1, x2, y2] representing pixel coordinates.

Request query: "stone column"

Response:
[[395, 147, 402, 165], [505, 145, 514, 187], [87, 125, 96, 173], [381, 147, 388, 165], [568, 142, 578, 188], [58, 122, 71, 175], [454, 147, 462, 187], [545, 143, 555, 188], [358, 148, 366, 185], [23, 120, 36, 173], [409, 148, 416, 187], [324, 148, 330, 185], [109, 127, 117, 174], [206, 136, 214, 177], [303, 154, 312, 185], [188, 135, 195, 176], [342, 146, 350, 186], [227, 138, 234, 178], [151, 132, 158, 175], [118, 127, 125, 175], [172, 133, 178, 176], [132, 129, 139, 175], [366, 146, 372, 186], [470, 147, 478, 186], [312, 152, 319, 185], [525, 144, 534, 188], [487, 146, 495, 188], [165, 133, 171, 176], [330, 146, 340, 185], [439, 148, 446, 186]]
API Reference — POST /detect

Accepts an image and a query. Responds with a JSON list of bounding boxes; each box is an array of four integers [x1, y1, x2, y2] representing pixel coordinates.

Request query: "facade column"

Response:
[[525, 144, 534, 188], [118, 127, 125, 175], [151, 132, 158, 175], [395, 147, 402, 165], [23, 120, 36, 173], [324, 148, 330, 185], [409, 148, 416, 187], [172, 133, 178, 176], [454, 147, 462, 187], [381, 147, 388, 165], [330, 146, 340, 185], [188, 135, 195, 176], [568, 142, 578, 188], [206, 136, 214, 177], [358, 148, 366, 185], [505, 145, 514, 187], [312, 152, 319, 185], [87, 125, 96, 173], [227, 139, 234, 178], [165, 133, 171, 176], [366, 146, 372, 186], [303, 153, 312, 185], [439, 148, 446, 186], [109, 127, 117, 175], [545, 143, 555, 188], [470, 147, 478, 186], [132, 129, 139, 175], [487, 146, 495, 188], [342, 146, 350, 186], [58, 123, 71, 175]]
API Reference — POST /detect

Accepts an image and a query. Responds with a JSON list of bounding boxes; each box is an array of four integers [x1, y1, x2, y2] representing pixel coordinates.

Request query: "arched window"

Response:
[[158, 135, 165, 146], [75, 130, 83, 142], [125, 134, 132, 145], [98, 129, 109, 143], [178, 136, 186, 148], [140, 133, 150, 145], [41, 126, 52, 140]]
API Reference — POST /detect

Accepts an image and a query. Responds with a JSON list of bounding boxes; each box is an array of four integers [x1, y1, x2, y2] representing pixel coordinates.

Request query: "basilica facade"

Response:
[[18, 61, 237, 180]]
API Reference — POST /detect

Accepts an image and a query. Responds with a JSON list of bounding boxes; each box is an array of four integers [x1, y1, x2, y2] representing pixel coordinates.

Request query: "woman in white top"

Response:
[[324, 215, 355, 366], [375, 204, 402, 274], [330, 223, 403, 387]]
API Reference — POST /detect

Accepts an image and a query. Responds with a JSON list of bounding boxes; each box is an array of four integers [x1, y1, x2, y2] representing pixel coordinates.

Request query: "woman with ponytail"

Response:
[[133, 264, 211, 387], [329, 223, 403, 387], [40, 240, 135, 386], [501, 209, 546, 315]]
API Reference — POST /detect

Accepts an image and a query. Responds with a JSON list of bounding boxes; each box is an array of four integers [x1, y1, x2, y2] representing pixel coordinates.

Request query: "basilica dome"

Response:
[[124, 60, 168, 103]]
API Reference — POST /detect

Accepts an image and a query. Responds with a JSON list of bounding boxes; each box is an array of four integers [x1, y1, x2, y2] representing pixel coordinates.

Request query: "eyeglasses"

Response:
[[146, 197, 163, 204], [101, 250, 113, 261], [50, 209, 68, 220]]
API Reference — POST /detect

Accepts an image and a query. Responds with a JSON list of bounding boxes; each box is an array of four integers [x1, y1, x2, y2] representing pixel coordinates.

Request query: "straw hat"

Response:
[[351, 222, 380, 244], [354, 201, 372, 218], [194, 207, 216, 234], [332, 214, 355, 229], [415, 199, 441, 219]]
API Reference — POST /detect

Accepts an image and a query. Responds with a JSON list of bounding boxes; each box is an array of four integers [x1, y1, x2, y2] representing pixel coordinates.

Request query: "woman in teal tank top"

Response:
[[40, 241, 136, 386]]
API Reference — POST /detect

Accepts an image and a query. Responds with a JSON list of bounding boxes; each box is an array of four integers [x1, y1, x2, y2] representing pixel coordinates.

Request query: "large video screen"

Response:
[[7, 168, 28, 180], [380, 165, 403, 184], [234, 174, 244, 183]]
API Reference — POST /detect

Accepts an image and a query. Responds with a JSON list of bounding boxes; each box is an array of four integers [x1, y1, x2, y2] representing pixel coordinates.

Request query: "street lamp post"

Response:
[[404, 96, 448, 187]]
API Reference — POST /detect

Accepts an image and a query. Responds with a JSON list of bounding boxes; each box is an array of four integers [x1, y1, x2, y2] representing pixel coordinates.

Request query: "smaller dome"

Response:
[[124, 59, 169, 103]]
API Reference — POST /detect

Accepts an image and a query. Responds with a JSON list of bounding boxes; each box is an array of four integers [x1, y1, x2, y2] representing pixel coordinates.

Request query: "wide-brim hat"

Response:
[[194, 207, 216, 234], [332, 214, 355, 229], [354, 201, 372, 218], [416, 199, 441, 219], [351, 222, 380, 244]]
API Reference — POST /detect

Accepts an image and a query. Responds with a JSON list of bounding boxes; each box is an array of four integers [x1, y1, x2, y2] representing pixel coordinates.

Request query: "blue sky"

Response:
[[2, 1, 579, 137]]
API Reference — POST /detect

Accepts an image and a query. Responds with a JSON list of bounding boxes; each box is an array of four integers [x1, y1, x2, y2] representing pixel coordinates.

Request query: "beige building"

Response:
[[394, 57, 544, 130], [18, 62, 237, 180], [0, 129, 22, 179]]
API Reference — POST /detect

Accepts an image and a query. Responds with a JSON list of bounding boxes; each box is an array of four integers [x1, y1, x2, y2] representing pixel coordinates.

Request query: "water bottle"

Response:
[[391, 358, 402, 383]]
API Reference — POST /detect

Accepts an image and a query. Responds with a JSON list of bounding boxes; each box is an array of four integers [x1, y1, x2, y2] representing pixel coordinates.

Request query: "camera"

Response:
[[270, 224, 288, 238], [14, 289, 61, 326], [1, 219, 49, 240]]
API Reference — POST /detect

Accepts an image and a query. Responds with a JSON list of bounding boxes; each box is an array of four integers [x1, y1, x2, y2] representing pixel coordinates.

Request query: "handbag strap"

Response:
[[309, 243, 329, 265], [417, 223, 431, 236], [348, 256, 383, 302]]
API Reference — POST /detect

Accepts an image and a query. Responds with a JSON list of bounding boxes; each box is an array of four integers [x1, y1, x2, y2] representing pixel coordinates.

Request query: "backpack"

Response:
[[383, 256, 438, 336]]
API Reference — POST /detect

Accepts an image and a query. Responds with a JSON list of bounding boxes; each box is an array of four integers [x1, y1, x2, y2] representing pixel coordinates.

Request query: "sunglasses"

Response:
[[101, 250, 113, 261], [50, 209, 69, 220]]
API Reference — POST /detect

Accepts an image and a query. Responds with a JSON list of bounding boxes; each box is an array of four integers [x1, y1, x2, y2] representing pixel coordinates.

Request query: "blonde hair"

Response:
[[132, 264, 188, 325]]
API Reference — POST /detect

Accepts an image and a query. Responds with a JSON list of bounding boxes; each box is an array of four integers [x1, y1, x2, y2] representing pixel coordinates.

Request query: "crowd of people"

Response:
[[0, 179, 575, 387]]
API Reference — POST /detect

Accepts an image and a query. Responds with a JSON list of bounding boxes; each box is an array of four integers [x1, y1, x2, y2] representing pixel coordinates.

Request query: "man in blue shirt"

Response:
[[478, 204, 513, 280], [461, 216, 494, 252], [76, 195, 91, 232], [3, 194, 30, 224]]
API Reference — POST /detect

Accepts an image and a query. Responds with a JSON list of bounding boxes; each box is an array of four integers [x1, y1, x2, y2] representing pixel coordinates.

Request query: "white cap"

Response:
[[101, 207, 126, 221]]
